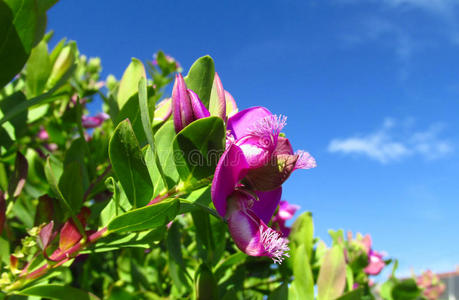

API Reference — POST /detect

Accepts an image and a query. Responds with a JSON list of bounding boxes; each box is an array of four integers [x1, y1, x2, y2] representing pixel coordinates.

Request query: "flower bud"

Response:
[[58, 207, 90, 251], [172, 74, 210, 133], [209, 72, 226, 119], [153, 97, 172, 127], [47, 43, 76, 88], [225, 90, 238, 117]]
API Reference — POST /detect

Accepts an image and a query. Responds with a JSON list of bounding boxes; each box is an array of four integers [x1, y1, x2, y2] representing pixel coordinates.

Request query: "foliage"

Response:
[[0, 3, 442, 299]]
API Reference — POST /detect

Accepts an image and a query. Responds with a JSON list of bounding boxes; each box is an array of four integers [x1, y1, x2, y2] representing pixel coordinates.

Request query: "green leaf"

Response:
[[18, 284, 98, 300], [0, 91, 28, 140], [109, 119, 153, 208], [0, 0, 53, 88], [81, 228, 164, 254], [269, 283, 289, 300], [64, 137, 89, 191], [107, 198, 179, 233], [173, 116, 225, 184], [138, 77, 154, 151], [391, 279, 421, 300], [336, 288, 365, 300], [25, 40, 51, 97], [0, 63, 76, 126], [289, 244, 314, 300], [44, 156, 63, 199], [184, 55, 215, 108], [115, 93, 146, 146], [317, 245, 347, 300], [46, 42, 76, 89], [58, 161, 84, 212], [195, 263, 218, 300], [145, 120, 178, 196], [117, 58, 146, 109], [167, 222, 191, 293], [289, 211, 314, 259], [7, 151, 28, 199]]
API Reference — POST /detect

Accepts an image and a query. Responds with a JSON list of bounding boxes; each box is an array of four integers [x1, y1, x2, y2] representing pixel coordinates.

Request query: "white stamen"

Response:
[[259, 226, 290, 264], [295, 150, 317, 169], [249, 115, 287, 142]]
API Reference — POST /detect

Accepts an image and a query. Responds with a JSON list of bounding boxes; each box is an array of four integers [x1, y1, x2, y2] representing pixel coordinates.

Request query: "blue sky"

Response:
[[48, 0, 459, 277]]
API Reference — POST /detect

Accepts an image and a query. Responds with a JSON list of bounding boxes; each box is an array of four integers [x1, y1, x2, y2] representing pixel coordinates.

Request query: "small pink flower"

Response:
[[37, 127, 49, 140], [272, 201, 300, 236], [81, 112, 109, 129]]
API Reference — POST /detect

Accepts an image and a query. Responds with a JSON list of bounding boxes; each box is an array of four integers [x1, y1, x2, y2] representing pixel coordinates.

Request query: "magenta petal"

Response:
[[187, 89, 210, 119], [365, 251, 385, 275], [211, 144, 249, 217], [226, 198, 289, 263], [250, 187, 282, 224], [227, 106, 272, 139], [277, 200, 300, 221], [172, 74, 193, 132]]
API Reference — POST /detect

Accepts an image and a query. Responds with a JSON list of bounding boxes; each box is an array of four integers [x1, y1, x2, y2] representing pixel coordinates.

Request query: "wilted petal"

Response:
[[274, 137, 294, 155], [250, 187, 282, 224], [187, 89, 210, 119], [211, 144, 249, 217], [38, 221, 55, 250]]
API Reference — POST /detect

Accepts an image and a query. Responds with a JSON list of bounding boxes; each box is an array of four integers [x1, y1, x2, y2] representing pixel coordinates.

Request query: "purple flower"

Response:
[[272, 201, 300, 236], [172, 74, 210, 133], [81, 112, 109, 129], [211, 107, 316, 263]]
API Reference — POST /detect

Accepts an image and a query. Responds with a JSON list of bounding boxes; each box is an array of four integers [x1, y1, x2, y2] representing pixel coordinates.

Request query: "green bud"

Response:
[[195, 264, 218, 300], [47, 42, 76, 88]]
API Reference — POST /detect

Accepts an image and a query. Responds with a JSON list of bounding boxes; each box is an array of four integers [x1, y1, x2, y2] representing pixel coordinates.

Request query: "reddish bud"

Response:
[[59, 207, 90, 251]]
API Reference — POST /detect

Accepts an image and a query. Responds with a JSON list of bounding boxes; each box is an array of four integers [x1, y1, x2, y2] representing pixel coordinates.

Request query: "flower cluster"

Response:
[[417, 270, 446, 300], [211, 106, 316, 263]]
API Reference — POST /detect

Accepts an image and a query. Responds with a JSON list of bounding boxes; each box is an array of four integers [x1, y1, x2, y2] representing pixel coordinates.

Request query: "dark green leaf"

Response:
[[167, 222, 191, 292], [115, 94, 146, 146], [107, 199, 179, 233], [336, 288, 365, 300], [7, 151, 28, 199], [173, 116, 225, 184], [0, 0, 47, 88], [269, 283, 289, 300], [58, 161, 84, 212], [184, 55, 215, 108], [109, 119, 153, 208], [391, 279, 422, 300], [18, 284, 98, 300], [0, 91, 28, 140], [195, 263, 218, 300]]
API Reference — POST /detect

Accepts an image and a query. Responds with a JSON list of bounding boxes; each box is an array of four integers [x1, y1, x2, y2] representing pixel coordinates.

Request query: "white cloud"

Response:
[[328, 118, 453, 163]]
